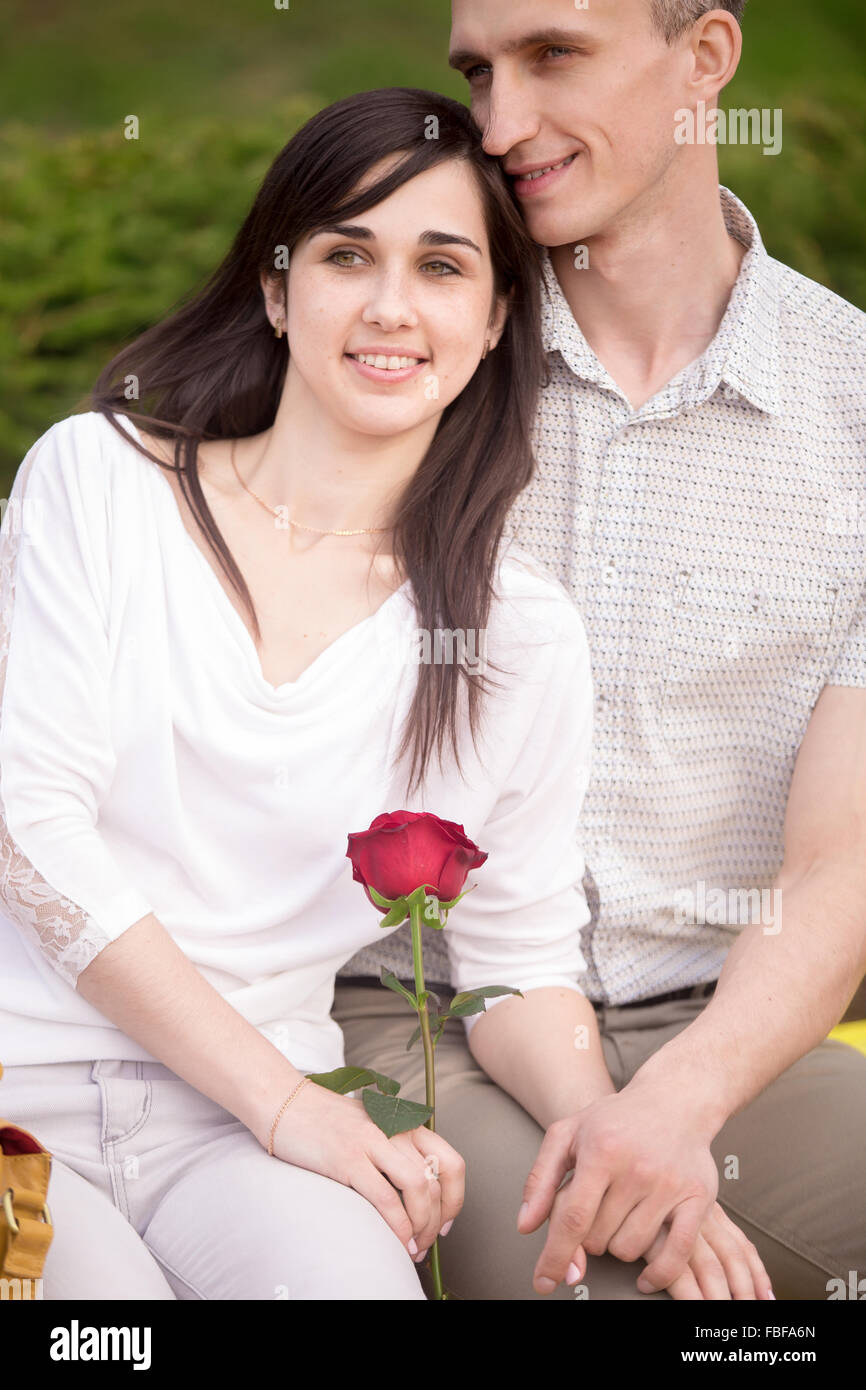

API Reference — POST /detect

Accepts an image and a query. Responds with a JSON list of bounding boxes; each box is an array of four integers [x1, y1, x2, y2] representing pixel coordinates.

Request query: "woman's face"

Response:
[[275, 156, 509, 439]]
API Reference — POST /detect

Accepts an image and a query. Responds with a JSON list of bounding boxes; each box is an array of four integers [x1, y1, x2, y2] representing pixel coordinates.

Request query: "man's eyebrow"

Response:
[[310, 224, 482, 255], [448, 26, 591, 71]]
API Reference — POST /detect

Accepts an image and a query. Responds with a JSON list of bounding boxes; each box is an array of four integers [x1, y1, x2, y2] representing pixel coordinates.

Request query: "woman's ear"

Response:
[[259, 269, 287, 333], [487, 287, 514, 353]]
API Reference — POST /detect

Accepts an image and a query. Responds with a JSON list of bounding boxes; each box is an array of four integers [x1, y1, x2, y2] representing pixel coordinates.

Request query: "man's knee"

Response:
[[711, 1038, 866, 1298]]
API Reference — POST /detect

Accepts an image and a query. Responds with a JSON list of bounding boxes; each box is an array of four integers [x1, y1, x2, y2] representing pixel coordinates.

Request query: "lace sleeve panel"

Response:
[[0, 425, 149, 988]]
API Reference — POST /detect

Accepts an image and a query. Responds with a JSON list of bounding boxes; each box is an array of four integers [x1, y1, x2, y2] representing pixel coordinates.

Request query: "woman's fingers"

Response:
[[687, 1233, 733, 1300], [701, 1204, 773, 1299], [372, 1136, 441, 1256], [348, 1161, 425, 1257], [565, 1243, 587, 1286], [408, 1127, 465, 1235], [665, 1267, 705, 1300]]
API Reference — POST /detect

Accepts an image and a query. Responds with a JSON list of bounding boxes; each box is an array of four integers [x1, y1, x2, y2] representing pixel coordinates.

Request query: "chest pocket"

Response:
[[660, 566, 844, 758]]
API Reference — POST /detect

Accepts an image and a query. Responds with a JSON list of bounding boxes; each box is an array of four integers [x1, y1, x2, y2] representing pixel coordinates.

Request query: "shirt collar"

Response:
[[538, 186, 782, 415]]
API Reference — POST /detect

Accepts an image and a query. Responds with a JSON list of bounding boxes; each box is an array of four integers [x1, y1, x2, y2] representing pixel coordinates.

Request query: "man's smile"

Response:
[[507, 152, 580, 197]]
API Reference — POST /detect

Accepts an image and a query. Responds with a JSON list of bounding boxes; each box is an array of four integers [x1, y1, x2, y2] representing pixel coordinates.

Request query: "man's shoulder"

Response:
[[769, 254, 866, 348]]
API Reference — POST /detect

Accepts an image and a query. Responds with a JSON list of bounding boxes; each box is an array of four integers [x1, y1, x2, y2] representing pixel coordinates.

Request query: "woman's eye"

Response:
[[326, 249, 365, 267], [423, 261, 460, 277]]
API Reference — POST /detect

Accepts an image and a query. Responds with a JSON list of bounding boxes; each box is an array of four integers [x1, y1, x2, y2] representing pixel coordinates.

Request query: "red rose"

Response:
[[346, 811, 487, 912]]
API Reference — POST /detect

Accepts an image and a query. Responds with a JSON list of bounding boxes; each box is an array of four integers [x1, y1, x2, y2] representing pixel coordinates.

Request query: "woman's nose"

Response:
[[362, 271, 420, 330]]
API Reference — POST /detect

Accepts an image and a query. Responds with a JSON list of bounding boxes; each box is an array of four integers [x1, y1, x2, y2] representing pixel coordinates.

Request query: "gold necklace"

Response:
[[229, 439, 390, 536]]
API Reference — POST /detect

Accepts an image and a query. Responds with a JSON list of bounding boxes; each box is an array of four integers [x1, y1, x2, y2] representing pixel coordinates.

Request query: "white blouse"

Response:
[[0, 411, 593, 1074]]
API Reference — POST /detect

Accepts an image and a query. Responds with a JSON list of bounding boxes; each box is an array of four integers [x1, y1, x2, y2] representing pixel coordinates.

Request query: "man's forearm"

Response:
[[76, 912, 305, 1146], [466, 986, 617, 1129], [628, 853, 866, 1132]]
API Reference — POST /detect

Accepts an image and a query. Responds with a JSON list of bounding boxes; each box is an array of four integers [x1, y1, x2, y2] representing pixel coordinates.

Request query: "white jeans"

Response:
[[1, 1058, 426, 1300]]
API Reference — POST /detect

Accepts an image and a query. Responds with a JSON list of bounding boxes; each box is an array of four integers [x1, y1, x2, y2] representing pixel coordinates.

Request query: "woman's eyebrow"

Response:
[[310, 224, 482, 255]]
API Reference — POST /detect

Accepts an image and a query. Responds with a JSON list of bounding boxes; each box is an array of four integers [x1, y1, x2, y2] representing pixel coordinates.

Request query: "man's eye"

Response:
[[464, 63, 491, 82]]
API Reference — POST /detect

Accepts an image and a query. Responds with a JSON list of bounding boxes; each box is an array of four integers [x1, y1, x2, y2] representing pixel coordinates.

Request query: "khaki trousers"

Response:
[[332, 977, 866, 1301]]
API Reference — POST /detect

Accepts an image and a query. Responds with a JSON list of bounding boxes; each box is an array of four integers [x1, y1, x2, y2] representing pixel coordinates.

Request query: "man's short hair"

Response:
[[651, 1, 747, 42]]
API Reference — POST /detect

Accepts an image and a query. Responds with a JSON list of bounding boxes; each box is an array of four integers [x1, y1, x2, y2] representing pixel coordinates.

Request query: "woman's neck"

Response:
[[237, 365, 439, 538]]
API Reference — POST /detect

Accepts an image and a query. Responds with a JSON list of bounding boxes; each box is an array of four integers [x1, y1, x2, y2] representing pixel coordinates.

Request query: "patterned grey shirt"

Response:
[[339, 186, 866, 1004]]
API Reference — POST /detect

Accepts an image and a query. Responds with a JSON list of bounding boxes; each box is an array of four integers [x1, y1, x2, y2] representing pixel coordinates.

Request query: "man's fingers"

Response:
[[638, 1194, 709, 1292], [518, 1121, 577, 1232], [607, 1196, 671, 1265], [531, 1165, 611, 1294]]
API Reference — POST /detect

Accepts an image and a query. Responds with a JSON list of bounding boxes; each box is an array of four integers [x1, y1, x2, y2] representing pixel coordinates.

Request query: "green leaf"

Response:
[[380, 967, 417, 1009], [405, 1024, 421, 1051], [367, 885, 410, 927], [421, 894, 447, 927], [367, 884, 396, 909], [362, 1089, 433, 1136], [445, 986, 524, 1018], [307, 1066, 401, 1096], [436, 883, 480, 913]]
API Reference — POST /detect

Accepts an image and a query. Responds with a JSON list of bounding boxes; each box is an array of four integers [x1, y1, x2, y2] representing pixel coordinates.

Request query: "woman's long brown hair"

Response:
[[90, 87, 548, 796]]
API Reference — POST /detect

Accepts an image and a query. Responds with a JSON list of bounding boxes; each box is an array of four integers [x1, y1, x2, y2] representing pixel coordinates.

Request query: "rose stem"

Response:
[[409, 894, 445, 1301]]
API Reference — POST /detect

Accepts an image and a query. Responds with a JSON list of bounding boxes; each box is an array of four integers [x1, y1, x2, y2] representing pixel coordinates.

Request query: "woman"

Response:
[[0, 88, 768, 1300]]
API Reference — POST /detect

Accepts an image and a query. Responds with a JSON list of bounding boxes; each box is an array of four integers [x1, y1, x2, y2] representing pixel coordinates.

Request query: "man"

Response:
[[333, 0, 866, 1300]]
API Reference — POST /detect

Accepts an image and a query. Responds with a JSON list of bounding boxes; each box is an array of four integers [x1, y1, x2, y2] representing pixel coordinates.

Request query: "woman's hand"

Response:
[[264, 1079, 464, 1260], [639, 1202, 773, 1300]]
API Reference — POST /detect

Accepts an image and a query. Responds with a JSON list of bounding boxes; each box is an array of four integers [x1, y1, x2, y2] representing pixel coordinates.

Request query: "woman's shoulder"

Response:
[[493, 543, 589, 654], [20, 410, 141, 490]]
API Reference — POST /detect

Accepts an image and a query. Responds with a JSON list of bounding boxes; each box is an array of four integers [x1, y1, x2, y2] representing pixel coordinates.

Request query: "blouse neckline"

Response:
[[113, 413, 413, 700]]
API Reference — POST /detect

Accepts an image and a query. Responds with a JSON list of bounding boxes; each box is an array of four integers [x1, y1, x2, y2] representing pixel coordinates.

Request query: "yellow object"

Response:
[[828, 1020, 866, 1057], [0, 1059, 54, 1297]]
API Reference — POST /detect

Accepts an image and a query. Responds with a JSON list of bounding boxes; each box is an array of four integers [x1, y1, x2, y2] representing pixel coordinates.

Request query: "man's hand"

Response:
[[519, 1081, 720, 1295]]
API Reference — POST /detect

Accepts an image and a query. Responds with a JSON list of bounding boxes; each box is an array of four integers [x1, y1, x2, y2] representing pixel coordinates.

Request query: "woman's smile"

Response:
[[344, 351, 430, 383]]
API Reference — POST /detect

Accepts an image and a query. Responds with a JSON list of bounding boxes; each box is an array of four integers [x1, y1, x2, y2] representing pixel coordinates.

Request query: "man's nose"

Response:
[[477, 77, 540, 159]]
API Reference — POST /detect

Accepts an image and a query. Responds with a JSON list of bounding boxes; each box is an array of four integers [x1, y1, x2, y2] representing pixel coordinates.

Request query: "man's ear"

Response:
[[687, 10, 742, 103]]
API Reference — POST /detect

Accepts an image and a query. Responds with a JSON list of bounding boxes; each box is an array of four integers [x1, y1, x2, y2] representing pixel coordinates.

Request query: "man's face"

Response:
[[450, 0, 695, 247]]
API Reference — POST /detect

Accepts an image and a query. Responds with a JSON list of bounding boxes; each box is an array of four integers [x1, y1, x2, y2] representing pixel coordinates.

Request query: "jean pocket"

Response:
[[659, 566, 844, 756]]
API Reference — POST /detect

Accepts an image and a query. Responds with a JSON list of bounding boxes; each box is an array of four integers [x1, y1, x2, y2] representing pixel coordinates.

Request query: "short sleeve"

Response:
[[0, 417, 153, 987], [441, 586, 593, 1039], [826, 580, 866, 688]]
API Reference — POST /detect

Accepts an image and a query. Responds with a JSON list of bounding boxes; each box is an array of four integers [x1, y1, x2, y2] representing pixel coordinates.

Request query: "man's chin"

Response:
[[518, 207, 593, 253]]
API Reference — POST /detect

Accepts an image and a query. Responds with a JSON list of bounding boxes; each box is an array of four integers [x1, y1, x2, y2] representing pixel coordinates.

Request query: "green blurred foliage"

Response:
[[0, 0, 864, 483], [0, 102, 319, 476]]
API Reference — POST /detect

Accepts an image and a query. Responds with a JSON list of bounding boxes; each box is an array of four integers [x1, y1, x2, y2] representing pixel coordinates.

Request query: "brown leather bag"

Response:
[[0, 1061, 53, 1299]]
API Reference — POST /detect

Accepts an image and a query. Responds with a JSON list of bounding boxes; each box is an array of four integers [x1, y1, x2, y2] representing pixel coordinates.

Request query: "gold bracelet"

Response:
[[267, 1076, 311, 1155]]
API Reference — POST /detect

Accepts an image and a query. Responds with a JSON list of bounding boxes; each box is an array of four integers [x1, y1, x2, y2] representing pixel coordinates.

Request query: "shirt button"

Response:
[[602, 563, 618, 585]]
